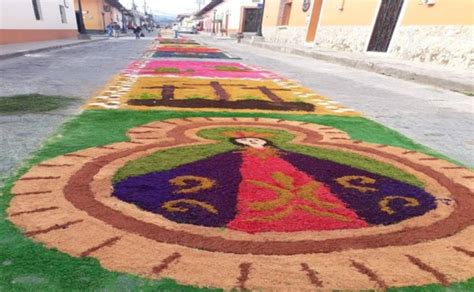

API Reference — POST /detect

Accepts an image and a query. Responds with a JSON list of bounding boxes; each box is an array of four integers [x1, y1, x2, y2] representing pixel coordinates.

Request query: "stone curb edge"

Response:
[[0, 38, 108, 61], [243, 39, 473, 94]]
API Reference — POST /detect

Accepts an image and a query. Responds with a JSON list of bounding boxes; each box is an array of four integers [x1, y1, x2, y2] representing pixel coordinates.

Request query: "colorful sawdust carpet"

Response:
[[152, 51, 240, 59], [86, 75, 357, 115], [158, 47, 223, 53], [157, 38, 198, 45], [2, 37, 473, 291], [124, 60, 279, 79]]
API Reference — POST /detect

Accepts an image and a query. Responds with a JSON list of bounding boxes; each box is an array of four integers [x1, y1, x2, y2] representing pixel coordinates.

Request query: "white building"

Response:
[[0, 0, 78, 44], [196, 0, 263, 36]]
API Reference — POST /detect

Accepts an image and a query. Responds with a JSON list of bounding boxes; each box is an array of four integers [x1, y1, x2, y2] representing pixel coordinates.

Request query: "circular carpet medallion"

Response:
[[9, 117, 474, 290]]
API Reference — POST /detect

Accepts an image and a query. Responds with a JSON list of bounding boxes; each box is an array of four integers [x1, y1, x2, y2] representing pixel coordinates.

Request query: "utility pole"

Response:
[[212, 9, 217, 34], [198, 0, 206, 11], [256, 0, 266, 37]]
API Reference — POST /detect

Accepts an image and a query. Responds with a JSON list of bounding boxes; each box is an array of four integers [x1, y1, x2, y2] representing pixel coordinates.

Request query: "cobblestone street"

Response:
[[0, 37, 152, 184]]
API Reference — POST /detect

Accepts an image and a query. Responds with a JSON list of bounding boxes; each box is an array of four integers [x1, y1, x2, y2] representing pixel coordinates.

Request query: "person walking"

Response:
[[112, 22, 121, 38], [172, 23, 179, 39], [133, 26, 142, 40], [106, 23, 113, 37]]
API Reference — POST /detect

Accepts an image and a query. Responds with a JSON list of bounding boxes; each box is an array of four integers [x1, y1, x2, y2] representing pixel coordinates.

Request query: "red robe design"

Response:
[[227, 148, 368, 233]]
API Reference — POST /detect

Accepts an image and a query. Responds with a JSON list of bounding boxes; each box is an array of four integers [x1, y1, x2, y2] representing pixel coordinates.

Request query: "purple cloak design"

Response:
[[282, 151, 436, 225], [113, 148, 436, 228], [113, 152, 242, 227]]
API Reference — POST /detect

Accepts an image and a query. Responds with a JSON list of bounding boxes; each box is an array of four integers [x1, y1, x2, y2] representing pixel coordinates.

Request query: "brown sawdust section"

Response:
[[351, 260, 388, 289], [300, 263, 324, 288], [94, 121, 453, 244], [61, 119, 474, 255], [7, 117, 474, 291], [406, 255, 450, 286]]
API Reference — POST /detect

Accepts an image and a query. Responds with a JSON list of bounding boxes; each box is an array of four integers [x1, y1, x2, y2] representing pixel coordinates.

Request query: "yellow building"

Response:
[[262, 0, 474, 69], [74, 0, 127, 33]]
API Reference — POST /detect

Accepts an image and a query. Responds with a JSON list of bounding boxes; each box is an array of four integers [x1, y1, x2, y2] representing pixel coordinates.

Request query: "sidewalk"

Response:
[[241, 38, 473, 94], [0, 36, 108, 60]]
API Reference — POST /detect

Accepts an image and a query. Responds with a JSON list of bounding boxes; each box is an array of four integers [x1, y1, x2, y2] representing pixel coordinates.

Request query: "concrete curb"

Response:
[[244, 40, 473, 94], [0, 38, 108, 61]]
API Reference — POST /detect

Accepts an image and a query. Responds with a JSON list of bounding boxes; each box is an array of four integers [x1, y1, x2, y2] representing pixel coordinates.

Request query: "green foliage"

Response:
[[214, 65, 248, 72], [284, 144, 423, 187], [388, 278, 474, 292], [113, 144, 236, 182], [0, 94, 80, 114], [237, 95, 262, 100], [154, 67, 180, 73], [184, 95, 210, 99], [18, 109, 458, 167], [139, 92, 161, 99]]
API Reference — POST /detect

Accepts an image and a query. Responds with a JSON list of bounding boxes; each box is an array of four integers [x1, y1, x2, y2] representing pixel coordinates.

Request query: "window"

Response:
[[59, 5, 67, 23], [277, 0, 292, 26], [32, 0, 42, 20]]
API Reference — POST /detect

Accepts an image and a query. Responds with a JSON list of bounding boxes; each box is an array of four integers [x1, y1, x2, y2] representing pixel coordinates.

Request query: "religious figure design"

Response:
[[112, 130, 437, 233]]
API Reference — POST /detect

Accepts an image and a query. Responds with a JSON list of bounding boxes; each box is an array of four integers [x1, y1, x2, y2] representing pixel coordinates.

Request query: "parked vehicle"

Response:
[[178, 26, 197, 34]]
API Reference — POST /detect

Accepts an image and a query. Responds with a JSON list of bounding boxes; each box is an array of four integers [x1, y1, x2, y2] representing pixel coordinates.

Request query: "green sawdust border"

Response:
[[1, 109, 472, 291]]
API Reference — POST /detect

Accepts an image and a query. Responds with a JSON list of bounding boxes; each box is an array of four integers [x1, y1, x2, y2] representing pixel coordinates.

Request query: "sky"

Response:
[[121, 0, 206, 16]]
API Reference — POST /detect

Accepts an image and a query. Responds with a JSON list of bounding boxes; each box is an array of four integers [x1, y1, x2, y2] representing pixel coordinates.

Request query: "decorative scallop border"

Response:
[[9, 118, 474, 291]]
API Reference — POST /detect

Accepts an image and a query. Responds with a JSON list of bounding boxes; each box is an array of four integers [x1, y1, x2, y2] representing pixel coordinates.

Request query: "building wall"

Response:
[[74, 0, 107, 31], [262, 0, 313, 44], [262, 25, 308, 44], [201, 10, 215, 32], [402, 0, 473, 25], [110, 7, 123, 26], [315, 0, 379, 52], [202, 0, 261, 34], [261, 0, 474, 69], [319, 0, 378, 26], [0, 0, 78, 44], [390, 0, 474, 68], [262, 0, 280, 26], [288, 0, 310, 26], [263, 0, 311, 26]]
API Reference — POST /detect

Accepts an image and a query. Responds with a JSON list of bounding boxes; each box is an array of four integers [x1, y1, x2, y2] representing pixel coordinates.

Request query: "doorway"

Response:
[[242, 8, 260, 32], [367, 0, 404, 52], [305, 0, 324, 43]]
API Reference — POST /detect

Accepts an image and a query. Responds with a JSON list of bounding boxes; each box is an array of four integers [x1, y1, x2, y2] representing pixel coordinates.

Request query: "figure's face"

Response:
[[235, 138, 267, 149]]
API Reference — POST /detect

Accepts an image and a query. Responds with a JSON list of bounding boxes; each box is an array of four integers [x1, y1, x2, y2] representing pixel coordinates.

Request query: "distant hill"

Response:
[[153, 14, 176, 26], [154, 15, 175, 22]]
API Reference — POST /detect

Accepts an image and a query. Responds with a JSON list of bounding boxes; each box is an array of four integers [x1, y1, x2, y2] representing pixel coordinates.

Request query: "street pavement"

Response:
[[0, 37, 107, 60], [242, 38, 473, 93], [194, 35, 474, 167], [0, 36, 153, 185]]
